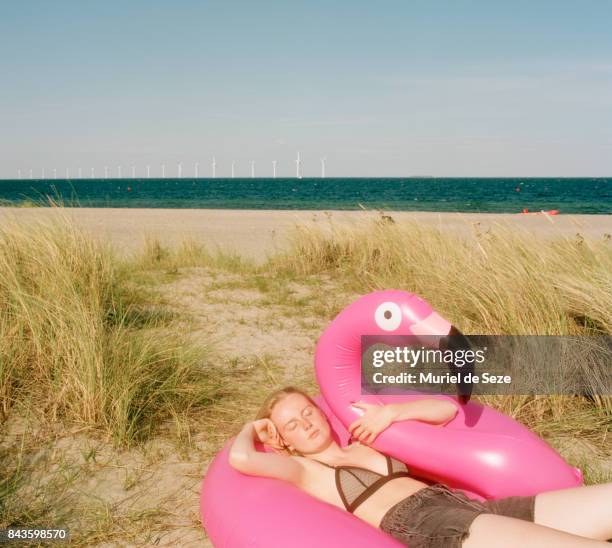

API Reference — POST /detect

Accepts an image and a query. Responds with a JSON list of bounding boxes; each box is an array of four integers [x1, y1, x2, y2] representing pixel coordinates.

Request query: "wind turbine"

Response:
[[231, 161, 235, 178], [17, 169, 22, 179], [161, 163, 166, 178], [53, 168, 57, 180], [177, 162, 183, 178], [212, 156, 216, 178], [29, 169, 33, 180], [320, 157, 326, 178], [91, 167, 95, 178], [251, 161, 255, 178], [146, 165, 151, 178], [78, 167, 82, 179], [272, 160, 277, 178], [117, 166, 122, 178], [66, 167, 69, 179], [194, 162, 199, 178], [131, 165, 136, 178], [295, 152, 302, 179], [42, 167, 45, 179], [104, 166, 109, 179]]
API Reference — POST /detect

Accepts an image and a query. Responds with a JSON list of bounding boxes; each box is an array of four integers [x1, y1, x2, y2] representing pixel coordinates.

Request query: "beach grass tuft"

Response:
[[0, 214, 224, 445], [268, 215, 611, 335], [135, 234, 257, 274]]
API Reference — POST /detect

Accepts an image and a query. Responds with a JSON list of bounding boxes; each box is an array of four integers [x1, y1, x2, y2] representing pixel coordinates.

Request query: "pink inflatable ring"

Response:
[[201, 290, 582, 547]]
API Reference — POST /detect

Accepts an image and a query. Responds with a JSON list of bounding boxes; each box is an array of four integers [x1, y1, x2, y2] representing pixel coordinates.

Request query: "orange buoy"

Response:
[[520, 208, 559, 215]]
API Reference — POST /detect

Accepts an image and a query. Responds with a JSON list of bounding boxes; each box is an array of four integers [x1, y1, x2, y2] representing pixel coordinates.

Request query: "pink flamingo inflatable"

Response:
[[201, 290, 582, 547]]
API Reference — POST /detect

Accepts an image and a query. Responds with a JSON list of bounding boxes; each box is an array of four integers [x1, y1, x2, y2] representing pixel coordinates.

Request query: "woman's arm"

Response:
[[228, 420, 305, 486], [348, 398, 459, 445]]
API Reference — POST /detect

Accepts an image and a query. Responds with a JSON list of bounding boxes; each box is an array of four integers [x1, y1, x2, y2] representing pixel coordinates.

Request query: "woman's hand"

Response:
[[348, 402, 396, 445], [252, 418, 282, 447]]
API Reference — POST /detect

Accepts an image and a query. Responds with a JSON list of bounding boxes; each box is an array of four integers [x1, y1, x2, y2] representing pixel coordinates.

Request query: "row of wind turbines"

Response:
[[16, 153, 327, 180]]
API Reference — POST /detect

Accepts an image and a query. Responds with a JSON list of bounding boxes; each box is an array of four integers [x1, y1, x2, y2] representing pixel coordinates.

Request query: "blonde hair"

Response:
[[255, 386, 318, 456]]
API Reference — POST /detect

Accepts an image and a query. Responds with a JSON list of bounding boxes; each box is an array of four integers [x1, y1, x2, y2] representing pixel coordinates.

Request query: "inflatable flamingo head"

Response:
[[315, 290, 455, 412], [344, 290, 452, 338]]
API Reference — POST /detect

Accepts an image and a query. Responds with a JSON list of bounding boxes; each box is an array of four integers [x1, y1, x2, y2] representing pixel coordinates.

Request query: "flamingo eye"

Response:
[[375, 302, 401, 331]]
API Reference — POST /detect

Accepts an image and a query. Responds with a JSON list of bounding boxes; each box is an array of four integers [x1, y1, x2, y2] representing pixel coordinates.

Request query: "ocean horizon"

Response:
[[0, 177, 610, 214]]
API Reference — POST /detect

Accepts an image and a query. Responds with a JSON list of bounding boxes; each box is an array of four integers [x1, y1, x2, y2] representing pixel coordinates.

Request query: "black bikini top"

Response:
[[313, 453, 411, 513]]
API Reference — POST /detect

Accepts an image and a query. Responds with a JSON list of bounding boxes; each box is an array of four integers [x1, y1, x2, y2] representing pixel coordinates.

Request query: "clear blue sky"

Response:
[[1, 0, 611, 177]]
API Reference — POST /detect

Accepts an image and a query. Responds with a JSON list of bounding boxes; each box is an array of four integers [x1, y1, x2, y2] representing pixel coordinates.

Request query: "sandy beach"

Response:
[[1, 207, 611, 262]]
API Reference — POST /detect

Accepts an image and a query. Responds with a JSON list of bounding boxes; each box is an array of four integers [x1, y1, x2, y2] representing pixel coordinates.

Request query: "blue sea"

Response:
[[0, 178, 610, 214]]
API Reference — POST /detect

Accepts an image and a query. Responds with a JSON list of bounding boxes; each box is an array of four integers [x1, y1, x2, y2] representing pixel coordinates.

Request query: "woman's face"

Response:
[[269, 393, 332, 455]]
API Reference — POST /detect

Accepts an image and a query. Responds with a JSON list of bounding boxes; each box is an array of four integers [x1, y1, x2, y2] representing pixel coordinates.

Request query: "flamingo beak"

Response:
[[440, 326, 473, 404]]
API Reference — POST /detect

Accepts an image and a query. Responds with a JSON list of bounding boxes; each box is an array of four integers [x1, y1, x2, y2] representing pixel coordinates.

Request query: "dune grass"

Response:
[[0, 214, 237, 540], [135, 234, 256, 276], [268, 215, 611, 335], [0, 214, 224, 445]]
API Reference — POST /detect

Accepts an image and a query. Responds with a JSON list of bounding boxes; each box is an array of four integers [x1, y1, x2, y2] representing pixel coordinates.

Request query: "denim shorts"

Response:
[[379, 483, 535, 548]]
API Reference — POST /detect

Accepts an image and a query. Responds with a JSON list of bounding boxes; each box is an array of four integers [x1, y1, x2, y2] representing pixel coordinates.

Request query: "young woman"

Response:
[[229, 386, 612, 548]]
